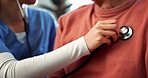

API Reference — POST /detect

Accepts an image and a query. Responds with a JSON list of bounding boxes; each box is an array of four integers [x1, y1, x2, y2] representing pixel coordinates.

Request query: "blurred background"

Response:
[[30, 0, 94, 20]]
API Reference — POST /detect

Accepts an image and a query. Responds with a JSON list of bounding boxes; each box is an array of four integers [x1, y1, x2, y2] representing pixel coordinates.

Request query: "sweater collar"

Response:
[[94, 0, 137, 18]]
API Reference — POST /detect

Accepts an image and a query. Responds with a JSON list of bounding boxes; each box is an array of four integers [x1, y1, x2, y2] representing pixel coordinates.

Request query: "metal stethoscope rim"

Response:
[[119, 26, 134, 40]]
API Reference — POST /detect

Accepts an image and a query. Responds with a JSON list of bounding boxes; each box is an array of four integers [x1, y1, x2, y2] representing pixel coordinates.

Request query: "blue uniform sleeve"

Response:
[[48, 22, 57, 51], [0, 39, 10, 52], [41, 9, 58, 51]]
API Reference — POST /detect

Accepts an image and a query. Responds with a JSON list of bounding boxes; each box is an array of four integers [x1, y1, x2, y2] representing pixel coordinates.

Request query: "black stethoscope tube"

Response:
[[23, 17, 33, 56], [16, 0, 33, 56], [61, 44, 105, 78]]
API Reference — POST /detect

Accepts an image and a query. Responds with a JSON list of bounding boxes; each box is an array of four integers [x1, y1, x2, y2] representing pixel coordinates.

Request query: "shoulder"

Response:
[[57, 4, 94, 31], [59, 4, 94, 21], [25, 6, 56, 21], [26, 6, 58, 27]]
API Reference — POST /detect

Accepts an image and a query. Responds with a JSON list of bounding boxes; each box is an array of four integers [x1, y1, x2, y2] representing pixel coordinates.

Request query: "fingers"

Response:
[[84, 20, 120, 52], [99, 36, 112, 45], [98, 30, 118, 42], [96, 23, 119, 37], [95, 20, 119, 42]]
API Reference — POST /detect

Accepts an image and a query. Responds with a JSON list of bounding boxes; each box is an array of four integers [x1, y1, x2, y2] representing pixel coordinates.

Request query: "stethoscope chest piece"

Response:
[[119, 26, 133, 40]]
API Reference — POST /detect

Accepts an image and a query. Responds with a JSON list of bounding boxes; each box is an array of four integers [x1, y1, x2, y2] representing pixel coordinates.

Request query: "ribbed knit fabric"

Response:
[[52, 0, 148, 78]]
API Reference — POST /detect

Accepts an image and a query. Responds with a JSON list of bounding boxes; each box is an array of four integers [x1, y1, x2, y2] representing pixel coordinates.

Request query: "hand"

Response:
[[84, 20, 120, 52]]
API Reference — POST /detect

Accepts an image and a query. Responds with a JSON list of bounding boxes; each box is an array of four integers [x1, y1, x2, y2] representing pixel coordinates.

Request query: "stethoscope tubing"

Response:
[[16, 0, 33, 56]]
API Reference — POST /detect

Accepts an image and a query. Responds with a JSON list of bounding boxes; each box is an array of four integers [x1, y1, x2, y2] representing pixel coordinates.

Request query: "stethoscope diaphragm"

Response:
[[119, 26, 133, 40]]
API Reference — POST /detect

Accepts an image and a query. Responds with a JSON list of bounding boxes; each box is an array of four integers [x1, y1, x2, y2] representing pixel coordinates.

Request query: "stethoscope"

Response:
[[16, 0, 33, 55], [120, 26, 133, 40], [16, 0, 134, 77], [61, 26, 134, 78]]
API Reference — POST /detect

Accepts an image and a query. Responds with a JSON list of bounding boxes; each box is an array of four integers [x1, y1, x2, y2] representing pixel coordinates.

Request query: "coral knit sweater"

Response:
[[53, 0, 148, 78]]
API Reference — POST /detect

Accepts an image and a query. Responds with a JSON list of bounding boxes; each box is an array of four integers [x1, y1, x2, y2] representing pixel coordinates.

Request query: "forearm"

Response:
[[0, 36, 90, 78]]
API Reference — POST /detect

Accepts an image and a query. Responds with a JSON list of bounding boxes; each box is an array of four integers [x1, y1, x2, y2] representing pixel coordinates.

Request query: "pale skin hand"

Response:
[[84, 20, 120, 52]]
